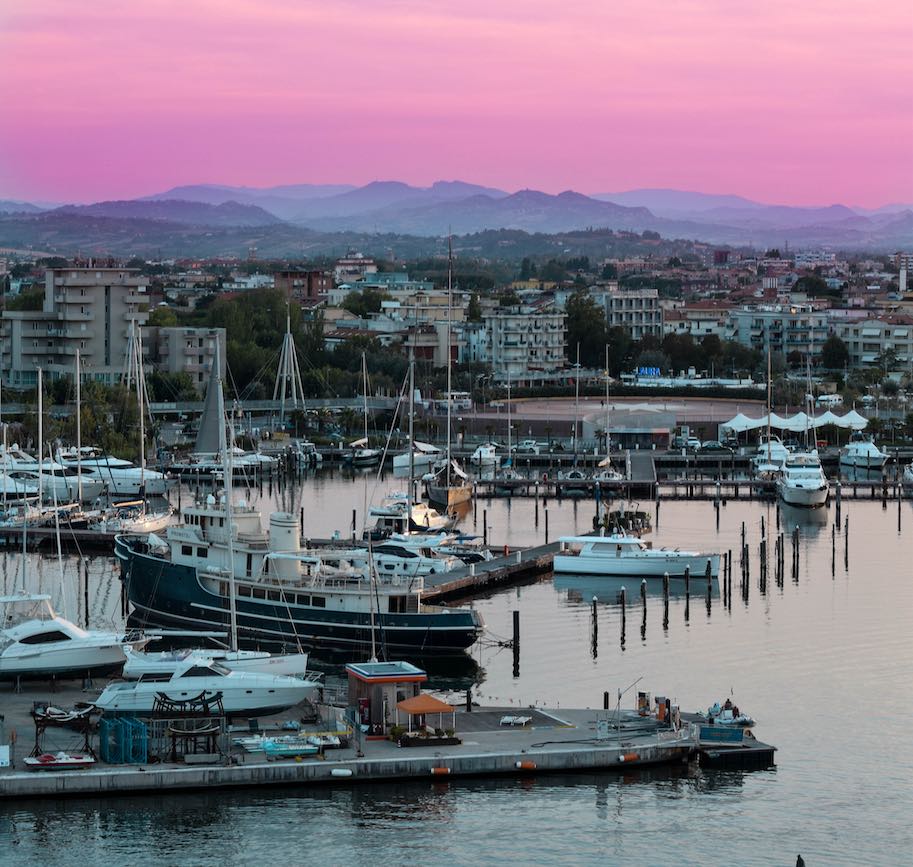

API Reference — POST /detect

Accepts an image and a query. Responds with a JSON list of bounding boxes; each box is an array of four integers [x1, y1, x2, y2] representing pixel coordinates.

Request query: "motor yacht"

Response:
[[839, 432, 889, 469], [93, 657, 317, 715], [121, 645, 310, 679], [777, 451, 829, 507], [0, 445, 105, 502], [368, 492, 452, 535], [554, 534, 720, 578], [0, 593, 149, 680], [56, 446, 172, 496], [750, 435, 791, 476]]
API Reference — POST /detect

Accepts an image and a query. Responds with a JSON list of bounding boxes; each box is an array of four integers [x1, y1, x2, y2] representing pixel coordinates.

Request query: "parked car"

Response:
[[513, 439, 544, 455], [685, 437, 702, 451], [701, 440, 732, 454]]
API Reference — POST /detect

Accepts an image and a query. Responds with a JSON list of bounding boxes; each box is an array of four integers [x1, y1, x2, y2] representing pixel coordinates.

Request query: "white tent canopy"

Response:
[[722, 411, 868, 433]]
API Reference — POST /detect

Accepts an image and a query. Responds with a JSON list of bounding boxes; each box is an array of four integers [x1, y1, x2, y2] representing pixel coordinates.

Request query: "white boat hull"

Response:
[[123, 648, 310, 679], [553, 552, 719, 578], [839, 453, 888, 469], [0, 640, 131, 679], [393, 452, 438, 471], [778, 483, 829, 508]]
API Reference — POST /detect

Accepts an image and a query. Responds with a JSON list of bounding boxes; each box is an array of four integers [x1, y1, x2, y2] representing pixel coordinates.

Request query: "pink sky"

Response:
[[1, 0, 911, 207]]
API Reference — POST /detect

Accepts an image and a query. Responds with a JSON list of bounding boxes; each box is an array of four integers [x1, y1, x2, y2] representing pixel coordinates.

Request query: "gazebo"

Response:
[[395, 693, 456, 733]]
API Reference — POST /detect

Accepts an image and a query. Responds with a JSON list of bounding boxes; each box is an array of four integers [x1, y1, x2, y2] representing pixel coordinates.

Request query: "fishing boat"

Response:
[[839, 432, 889, 469], [23, 752, 96, 771], [553, 534, 720, 578], [777, 451, 829, 508], [93, 657, 317, 715], [0, 593, 149, 680]]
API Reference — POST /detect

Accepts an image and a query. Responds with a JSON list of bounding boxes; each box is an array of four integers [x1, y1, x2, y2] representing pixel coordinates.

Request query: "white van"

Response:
[[816, 394, 843, 408]]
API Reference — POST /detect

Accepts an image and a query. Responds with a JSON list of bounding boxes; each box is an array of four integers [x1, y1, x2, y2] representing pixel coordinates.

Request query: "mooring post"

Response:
[[619, 585, 627, 647], [662, 571, 669, 629], [483, 508, 488, 546], [512, 609, 520, 676], [351, 509, 357, 542], [603, 691, 610, 710], [831, 523, 836, 577], [844, 515, 849, 570], [544, 507, 549, 544]]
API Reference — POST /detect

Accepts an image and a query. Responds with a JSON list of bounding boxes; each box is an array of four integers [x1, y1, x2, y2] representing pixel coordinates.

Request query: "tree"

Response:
[[148, 305, 179, 327], [467, 293, 482, 322], [539, 260, 566, 282], [820, 335, 850, 370], [4, 288, 44, 311], [519, 257, 537, 280], [340, 289, 390, 318], [601, 263, 618, 280], [794, 275, 838, 299], [565, 290, 609, 367]]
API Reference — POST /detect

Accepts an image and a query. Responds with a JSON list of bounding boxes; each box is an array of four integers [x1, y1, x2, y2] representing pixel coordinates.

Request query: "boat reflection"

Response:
[[778, 502, 829, 536], [554, 574, 719, 604], [840, 466, 888, 484]]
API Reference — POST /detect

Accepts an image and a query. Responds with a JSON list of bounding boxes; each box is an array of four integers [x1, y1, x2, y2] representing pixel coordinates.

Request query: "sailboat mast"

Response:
[[75, 349, 82, 503], [136, 325, 146, 488], [573, 343, 581, 458], [506, 372, 511, 460], [362, 351, 369, 446], [408, 355, 415, 517], [446, 236, 453, 488], [766, 349, 772, 463], [37, 368, 43, 511], [605, 344, 610, 455]]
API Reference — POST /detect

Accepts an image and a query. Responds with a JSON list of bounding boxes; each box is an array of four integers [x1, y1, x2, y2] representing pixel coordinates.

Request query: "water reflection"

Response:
[[555, 574, 720, 604]]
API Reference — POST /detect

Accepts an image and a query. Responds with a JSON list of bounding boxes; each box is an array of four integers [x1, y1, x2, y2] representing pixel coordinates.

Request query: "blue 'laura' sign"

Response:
[[638, 366, 661, 377]]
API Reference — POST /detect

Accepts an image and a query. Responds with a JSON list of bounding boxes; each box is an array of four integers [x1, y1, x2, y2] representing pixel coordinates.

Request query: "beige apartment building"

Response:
[[144, 326, 227, 390], [1, 267, 148, 386]]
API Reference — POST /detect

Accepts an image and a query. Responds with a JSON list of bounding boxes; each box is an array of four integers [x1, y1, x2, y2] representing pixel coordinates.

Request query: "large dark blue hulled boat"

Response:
[[114, 500, 483, 656]]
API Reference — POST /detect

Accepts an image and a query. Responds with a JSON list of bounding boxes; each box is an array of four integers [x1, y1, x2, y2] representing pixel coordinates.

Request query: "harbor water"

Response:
[[2, 471, 912, 865]]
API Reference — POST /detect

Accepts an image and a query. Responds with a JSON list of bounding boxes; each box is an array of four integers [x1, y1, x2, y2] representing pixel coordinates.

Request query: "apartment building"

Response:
[[662, 301, 734, 340], [145, 326, 227, 389], [729, 304, 830, 361], [274, 269, 331, 302], [832, 316, 913, 370], [1, 266, 148, 386], [482, 304, 566, 380], [604, 287, 662, 339]]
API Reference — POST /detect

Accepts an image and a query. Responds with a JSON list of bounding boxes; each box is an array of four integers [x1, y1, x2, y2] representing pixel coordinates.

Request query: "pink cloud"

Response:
[[0, 0, 910, 206]]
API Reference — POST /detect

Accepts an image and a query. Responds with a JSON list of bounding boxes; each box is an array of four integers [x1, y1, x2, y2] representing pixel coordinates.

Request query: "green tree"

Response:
[[148, 305, 179, 327], [340, 289, 390, 318], [565, 290, 609, 367], [467, 293, 482, 322], [5, 288, 44, 311], [601, 263, 618, 280], [519, 258, 537, 280], [794, 275, 838, 298], [820, 335, 850, 370]]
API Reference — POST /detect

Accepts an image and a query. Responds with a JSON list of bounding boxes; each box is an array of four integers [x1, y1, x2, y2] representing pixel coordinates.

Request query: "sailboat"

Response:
[[592, 349, 624, 483], [116, 342, 316, 681], [425, 239, 473, 509], [348, 352, 382, 467], [559, 344, 589, 489]]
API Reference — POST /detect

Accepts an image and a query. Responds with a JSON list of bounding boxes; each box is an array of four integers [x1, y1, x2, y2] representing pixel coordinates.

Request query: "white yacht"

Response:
[[839, 432, 889, 469], [56, 446, 172, 496], [93, 657, 317, 715], [121, 645, 311, 680], [902, 463, 913, 492], [470, 443, 500, 467], [83, 500, 175, 534], [0, 445, 105, 502], [0, 594, 149, 680], [777, 452, 829, 508], [554, 534, 720, 579], [751, 435, 791, 476], [393, 441, 441, 472], [0, 471, 39, 500], [368, 492, 452, 535]]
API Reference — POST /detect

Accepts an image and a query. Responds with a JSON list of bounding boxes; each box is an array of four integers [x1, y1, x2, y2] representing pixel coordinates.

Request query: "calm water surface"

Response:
[[2, 470, 912, 865]]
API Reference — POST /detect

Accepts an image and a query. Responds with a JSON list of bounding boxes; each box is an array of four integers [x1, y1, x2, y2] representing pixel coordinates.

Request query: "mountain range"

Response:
[[1, 181, 910, 252]]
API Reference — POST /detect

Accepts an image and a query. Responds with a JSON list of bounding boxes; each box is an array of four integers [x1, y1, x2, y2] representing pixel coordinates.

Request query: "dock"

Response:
[[0, 524, 118, 552], [0, 680, 712, 800]]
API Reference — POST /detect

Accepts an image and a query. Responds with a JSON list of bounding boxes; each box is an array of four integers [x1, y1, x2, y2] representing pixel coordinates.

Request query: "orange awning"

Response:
[[396, 693, 455, 715]]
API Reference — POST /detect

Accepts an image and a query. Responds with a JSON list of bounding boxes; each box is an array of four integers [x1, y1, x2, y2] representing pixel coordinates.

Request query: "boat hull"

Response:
[[94, 683, 315, 716], [425, 483, 473, 509], [777, 484, 829, 508], [0, 644, 128, 680], [116, 538, 483, 655], [553, 552, 720, 578]]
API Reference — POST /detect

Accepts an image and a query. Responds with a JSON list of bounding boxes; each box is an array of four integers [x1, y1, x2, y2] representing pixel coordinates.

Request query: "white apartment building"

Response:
[[604, 287, 662, 339], [729, 304, 830, 361], [832, 316, 913, 370], [482, 305, 566, 380], [662, 303, 734, 340], [1, 267, 148, 386]]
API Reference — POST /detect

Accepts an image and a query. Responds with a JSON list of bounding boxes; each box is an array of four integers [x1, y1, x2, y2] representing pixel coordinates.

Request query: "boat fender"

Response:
[[515, 760, 537, 770], [430, 767, 451, 776], [618, 753, 639, 763], [542, 472, 548, 482], [331, 768, 353, 778]]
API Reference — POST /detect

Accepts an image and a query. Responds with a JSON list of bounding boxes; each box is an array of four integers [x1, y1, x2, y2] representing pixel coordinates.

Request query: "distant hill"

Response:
[[300, 188, 658, 235], [593, 188, 764, 213], [0, 200, 45, 215], [141, 183, 355, 220], [52, 199, 282, 227]]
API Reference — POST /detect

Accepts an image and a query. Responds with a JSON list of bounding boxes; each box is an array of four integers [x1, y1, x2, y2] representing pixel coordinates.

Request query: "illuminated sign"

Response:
[[637, 366, 662, 377]]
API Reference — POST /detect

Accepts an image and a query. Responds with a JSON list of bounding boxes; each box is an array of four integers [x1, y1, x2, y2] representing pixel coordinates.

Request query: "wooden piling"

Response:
[[483, 509, 488, 546], [662, 572, 669, 629]]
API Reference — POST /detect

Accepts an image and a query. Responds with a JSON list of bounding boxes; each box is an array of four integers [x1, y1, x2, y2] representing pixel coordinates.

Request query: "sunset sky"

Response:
[[1, 0, 910, 207]]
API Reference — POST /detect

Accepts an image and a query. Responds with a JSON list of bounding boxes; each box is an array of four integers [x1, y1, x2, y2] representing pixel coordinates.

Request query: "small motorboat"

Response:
[[23, 751, 96, 771], [700, 701, 755, 727], [261, 737, 320, 759]]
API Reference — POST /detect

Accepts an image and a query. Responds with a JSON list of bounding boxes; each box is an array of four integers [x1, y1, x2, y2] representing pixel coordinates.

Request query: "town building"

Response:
[[603, 287, 662, 339], [729, 304, 830, 362], [274, 270, 332, 302], [1, 266, 148, 386], [333, 253, 378, 284], [831, 316, 913, 371], [481, 303, 566, 380], [144, 326, 227, 390]]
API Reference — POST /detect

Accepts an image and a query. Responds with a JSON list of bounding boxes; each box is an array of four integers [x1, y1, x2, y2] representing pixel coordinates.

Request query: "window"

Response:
[[20, 630, 70, 644], [311, 595, 326, 608], [267, 590, 281, 601], [237, 584, 252, 597], [181, 545, 193, 556], [295, 594, 311, 606], [196, 547, 207, 558], [184, 666, 220, 677], [252, 587, 266, 599]]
